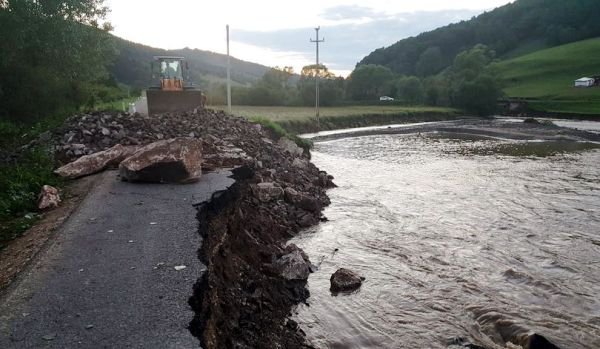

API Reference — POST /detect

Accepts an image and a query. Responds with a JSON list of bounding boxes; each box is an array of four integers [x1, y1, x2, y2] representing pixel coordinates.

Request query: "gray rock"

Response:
[[252, 182, 284, 202], [277, 137, 303, 157], [330, 268, 364, 292], [119, 138, 203, 183], [285, 187, 320, 212], [55, 144, 139, 179], [275, 250, 310, 281], [292, 158, 309, 169]]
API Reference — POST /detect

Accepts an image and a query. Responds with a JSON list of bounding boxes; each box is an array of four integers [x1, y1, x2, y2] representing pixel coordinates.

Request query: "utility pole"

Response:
[[310, 26, 324, 128], [226, 24, 232, 113]]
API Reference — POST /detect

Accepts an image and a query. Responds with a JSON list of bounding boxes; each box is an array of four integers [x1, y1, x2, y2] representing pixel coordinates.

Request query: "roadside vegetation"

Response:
[[0, 0, 123, 249]]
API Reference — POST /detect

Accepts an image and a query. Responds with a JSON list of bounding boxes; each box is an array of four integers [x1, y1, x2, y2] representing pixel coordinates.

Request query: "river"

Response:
[[293, 123, 600, 349]]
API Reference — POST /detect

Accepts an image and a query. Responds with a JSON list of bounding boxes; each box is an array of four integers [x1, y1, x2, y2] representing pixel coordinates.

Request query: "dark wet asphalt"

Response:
[[0, 170, 234, 349]]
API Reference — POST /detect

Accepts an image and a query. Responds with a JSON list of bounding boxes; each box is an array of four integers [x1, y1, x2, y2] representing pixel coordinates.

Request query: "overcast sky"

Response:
[[106, 0, 514, 76]]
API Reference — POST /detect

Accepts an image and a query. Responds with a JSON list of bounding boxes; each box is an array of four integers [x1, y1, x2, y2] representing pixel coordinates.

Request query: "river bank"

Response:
[[216, 105, 462, 135], [303, 117, 600, 144]]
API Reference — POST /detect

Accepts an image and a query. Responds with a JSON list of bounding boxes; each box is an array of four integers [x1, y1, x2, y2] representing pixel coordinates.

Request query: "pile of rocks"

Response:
[[24, 109, 260, 165]]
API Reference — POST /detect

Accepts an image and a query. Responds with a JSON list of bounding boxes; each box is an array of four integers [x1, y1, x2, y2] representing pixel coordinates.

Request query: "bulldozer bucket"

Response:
[[146, 89, 204, 115]]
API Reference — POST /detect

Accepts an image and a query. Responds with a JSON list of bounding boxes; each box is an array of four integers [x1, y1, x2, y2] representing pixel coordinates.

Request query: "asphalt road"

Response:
[[0, 170, 234, 349]]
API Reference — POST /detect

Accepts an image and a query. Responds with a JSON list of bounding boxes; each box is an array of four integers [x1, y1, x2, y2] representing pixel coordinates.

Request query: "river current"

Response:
[[293, 130, 600, 348]]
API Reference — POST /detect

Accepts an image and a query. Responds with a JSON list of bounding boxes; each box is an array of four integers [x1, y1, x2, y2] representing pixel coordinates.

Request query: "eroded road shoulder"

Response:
[[0, 170, 233, 349]]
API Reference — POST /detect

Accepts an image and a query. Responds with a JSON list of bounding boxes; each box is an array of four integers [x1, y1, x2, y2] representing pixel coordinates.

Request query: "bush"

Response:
[[0, 148, 61, 249]]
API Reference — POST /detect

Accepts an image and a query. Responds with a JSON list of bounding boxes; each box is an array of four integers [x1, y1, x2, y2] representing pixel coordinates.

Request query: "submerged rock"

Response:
[[330, 268, 364, 292], [119, 138, 202, 183]]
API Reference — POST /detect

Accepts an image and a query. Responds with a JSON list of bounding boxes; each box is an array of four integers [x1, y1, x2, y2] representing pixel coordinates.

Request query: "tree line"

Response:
[[209, 44, 502, 116]]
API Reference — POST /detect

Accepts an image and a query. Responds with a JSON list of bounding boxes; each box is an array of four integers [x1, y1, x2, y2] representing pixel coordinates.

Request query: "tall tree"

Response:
[[394, 76, 425, 104], [449, 45, 502, 115], [347, 64, 394, 100], [298, 65, 343, 106], [0, 0, 115, 121]]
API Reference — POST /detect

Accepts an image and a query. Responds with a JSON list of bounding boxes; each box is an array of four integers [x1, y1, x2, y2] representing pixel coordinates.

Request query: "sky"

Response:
[[106, 0, 514, 76]]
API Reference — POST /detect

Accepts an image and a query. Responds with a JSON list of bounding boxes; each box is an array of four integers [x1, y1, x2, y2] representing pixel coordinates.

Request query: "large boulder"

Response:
[[119, 138, 203, 183], [54, 144, 139, 179], [37, 185, 61, 210], [275, 249, 311, 281], [330, 268, 364, 292]]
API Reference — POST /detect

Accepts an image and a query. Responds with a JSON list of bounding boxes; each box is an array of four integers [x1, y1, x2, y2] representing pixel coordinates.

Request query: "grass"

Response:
[[251, 117, 313, 152], [92, 97, 138, 112], [215, 105, 460, 134], [0, 148, 62, 250], [0, 95, 138, 250], [218, 105, 456, 122], [495, 37, 600, 114]]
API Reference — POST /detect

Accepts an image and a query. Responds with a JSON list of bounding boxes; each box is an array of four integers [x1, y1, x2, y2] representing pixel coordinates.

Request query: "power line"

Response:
[[310, 26, 324, 129]]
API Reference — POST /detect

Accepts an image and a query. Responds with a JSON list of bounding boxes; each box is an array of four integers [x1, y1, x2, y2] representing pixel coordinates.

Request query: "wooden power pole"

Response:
[[310, 27, 324, 129]]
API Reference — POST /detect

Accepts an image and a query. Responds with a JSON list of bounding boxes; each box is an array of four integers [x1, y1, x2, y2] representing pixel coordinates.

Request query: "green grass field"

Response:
[[215, 105, 457, 122], [495, 38, 600, 114], [213, 105, 459, 134]]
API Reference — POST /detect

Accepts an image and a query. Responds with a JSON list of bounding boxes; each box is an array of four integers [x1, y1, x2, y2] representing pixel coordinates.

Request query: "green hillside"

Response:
[[359, 0, 600, 77], [110, 36, 270, 89], [495, 38, 600, 114]]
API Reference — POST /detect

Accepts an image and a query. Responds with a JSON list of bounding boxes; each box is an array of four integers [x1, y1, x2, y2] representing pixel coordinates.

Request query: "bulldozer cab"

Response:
[[147, 56, 206, 115], [153, 56, 185, 91]]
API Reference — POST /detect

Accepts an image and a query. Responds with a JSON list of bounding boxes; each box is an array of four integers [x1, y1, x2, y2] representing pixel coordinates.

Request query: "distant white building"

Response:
[[575, 77, 595, 88], [379, 96, 395, 101]]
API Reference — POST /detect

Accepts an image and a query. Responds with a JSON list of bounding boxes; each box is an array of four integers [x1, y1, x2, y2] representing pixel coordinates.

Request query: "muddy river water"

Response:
[[293, 122, 600, 348]]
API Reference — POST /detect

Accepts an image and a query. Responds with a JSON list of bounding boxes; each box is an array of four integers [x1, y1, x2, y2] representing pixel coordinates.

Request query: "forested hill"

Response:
[[110, 36, 270, 89], [358, 0, 600, 76]]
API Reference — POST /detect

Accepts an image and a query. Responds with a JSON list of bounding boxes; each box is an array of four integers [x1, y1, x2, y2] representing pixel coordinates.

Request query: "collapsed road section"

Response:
[[1, 108, 335, 348]]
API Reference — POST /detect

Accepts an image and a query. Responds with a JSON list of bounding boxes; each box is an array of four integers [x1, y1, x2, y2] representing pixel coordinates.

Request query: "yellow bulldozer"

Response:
[[146, 56, 206, 115]]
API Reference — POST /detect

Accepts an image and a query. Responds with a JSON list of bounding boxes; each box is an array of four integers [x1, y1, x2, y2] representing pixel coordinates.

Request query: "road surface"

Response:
[[0, 170, 234, 348]]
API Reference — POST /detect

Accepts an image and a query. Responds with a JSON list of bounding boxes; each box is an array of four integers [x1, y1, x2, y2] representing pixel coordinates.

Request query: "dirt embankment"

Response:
[[187, 117, 335, 348]]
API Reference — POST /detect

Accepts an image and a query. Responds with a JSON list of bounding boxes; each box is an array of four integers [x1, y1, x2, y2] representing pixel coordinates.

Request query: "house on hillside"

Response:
[[574, 77, 595, 88]]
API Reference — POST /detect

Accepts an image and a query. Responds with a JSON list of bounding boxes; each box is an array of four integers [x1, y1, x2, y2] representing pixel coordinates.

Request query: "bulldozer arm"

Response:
[[146, 89, 205, 115]]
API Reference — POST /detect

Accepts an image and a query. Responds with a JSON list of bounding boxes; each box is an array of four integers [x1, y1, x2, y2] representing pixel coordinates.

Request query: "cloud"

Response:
[[232, 9, 479, 74], [320, 5, 385, 21]]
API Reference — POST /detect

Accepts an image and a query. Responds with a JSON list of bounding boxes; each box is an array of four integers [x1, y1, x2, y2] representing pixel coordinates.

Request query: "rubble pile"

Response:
[[23, 109, 257, 166], [189, 129, 335, 348]]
